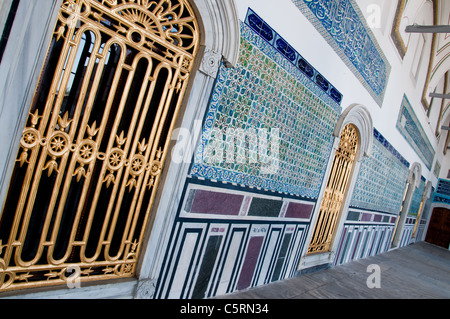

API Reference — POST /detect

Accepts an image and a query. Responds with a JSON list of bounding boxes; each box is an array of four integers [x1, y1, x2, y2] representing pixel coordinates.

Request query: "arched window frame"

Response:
[[299, 104, 373, 270]]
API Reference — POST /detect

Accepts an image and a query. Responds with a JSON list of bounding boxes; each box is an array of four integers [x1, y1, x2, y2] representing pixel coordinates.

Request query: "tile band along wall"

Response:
[[245, 8, 343, 104], [182, 181, 315, 220]]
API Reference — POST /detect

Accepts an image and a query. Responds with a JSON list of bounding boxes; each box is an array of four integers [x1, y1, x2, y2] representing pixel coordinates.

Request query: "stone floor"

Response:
[[215, 242, 450, 299]]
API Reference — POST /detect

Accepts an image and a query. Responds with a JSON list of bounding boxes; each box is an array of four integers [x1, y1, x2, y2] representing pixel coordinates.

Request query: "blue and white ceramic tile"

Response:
[[396, 95, 435, 170], [291, 0, 391, 106], [350, 129, 410, 214]]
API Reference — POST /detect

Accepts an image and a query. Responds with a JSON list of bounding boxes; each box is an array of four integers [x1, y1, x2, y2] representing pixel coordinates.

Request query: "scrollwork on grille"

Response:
[[0, 0, 198, 292]]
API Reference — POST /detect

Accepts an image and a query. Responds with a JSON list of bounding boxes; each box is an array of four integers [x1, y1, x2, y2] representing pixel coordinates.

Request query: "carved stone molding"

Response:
[[334, 104, 374, 160], [408, 162, 422, 188], [134, 278, 157, 299], [192, 0, 240, 68], [199, 47, 222, 78], [423, 181, 433, 199]]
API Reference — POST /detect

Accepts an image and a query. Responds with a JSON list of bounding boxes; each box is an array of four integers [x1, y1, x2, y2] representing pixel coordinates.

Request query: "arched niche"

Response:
[[392, 162, 422, 248], [300, 103, 374, 269], [408, 162, 423, 189]]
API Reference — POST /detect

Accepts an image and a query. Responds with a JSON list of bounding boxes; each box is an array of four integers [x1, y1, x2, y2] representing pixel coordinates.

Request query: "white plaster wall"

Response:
[[357, 0, 438, 187], [438, 117, 450, 180], [427, 77, 445, 138]]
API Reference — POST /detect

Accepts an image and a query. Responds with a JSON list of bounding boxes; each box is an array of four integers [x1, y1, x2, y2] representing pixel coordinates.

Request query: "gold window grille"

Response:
[[0, 0, 199, 292], [307, 124, 359, 254]]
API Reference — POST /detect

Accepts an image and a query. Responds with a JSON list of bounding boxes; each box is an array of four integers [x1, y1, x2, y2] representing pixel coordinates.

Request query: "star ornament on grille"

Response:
[[23, 132, 36, 144], [108, 151, 124, 169], [110, 153, 121, 165], [79, 144, 93, 160], [50, 136, 67, 153]]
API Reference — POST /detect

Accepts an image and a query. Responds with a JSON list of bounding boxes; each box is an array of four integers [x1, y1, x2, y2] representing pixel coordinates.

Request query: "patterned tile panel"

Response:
[[433, 179, 450, 204], [396, 95, 435, 170], [291, 0, 391, 106], [350, 129, 410, 214], [190, 10, 341, 199], [409, 179, 425, 216]]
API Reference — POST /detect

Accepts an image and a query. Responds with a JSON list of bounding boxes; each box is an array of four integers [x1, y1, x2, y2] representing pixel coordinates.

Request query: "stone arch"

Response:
[[392, 162, 422, 248], [334, 104, 374, 161], [326, 104, 374, 255], [191, 0, 240, 68], [408, 162, 423, 189], [300, 104, 374, 268], [437, 101, 450, 140]]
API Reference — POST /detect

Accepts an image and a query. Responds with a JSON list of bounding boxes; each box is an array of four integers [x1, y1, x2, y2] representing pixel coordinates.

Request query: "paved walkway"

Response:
[[216, 242, 450, 299]]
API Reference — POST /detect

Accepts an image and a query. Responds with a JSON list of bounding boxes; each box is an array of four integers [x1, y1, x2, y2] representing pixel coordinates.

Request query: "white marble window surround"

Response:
[[0, 0, 240, 299]]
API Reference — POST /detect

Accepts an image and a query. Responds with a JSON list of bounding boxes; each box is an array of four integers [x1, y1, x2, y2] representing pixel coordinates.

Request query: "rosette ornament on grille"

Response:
[[0, 0, 199, 291]]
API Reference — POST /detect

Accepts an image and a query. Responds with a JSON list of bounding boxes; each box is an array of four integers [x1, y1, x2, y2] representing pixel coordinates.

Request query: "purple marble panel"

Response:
[[190, 190, 244, 216], [373, 214, 382, 222], [284, 202, 314, 219], [361, 213, 372, 222], [236, 236, 264, 290]]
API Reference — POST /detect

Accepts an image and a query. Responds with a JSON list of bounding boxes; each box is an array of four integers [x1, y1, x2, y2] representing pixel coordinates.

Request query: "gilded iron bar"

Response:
[[0, 0, 199, 291]]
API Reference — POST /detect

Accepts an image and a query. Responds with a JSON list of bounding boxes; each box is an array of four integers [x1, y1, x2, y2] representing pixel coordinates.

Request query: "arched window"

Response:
[[0, 0, 199, 291], [307, 124, 360, 254]]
